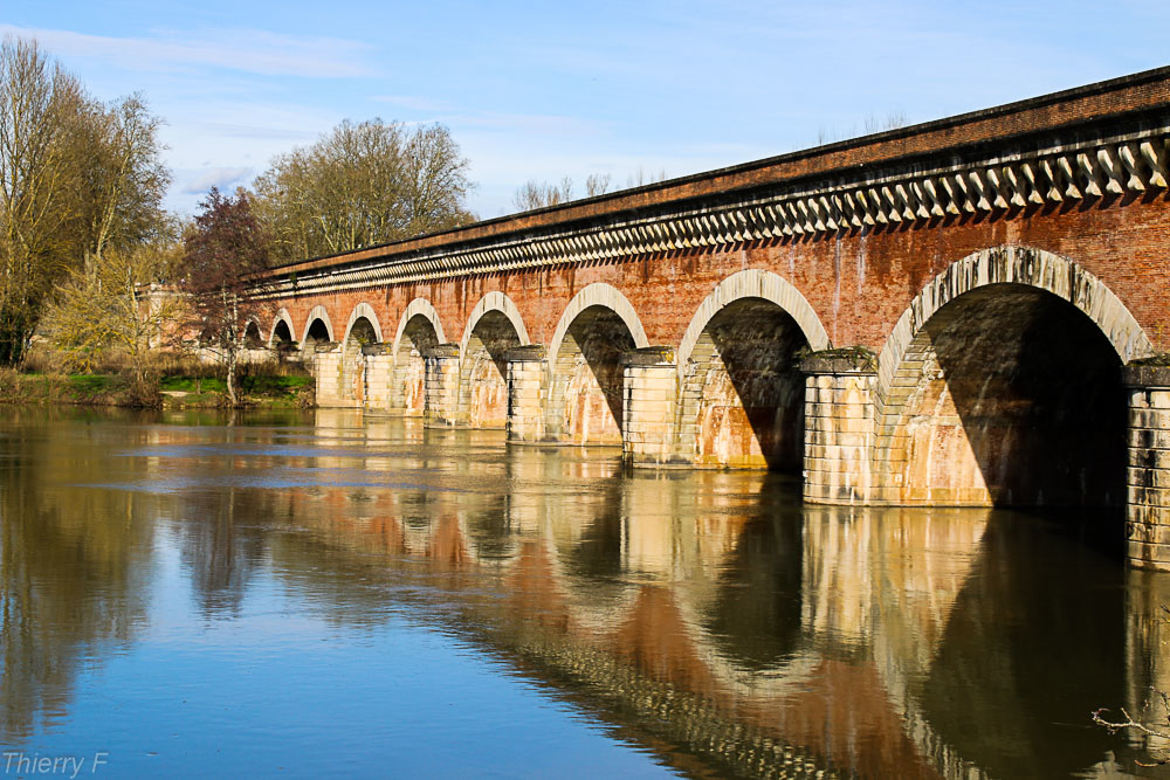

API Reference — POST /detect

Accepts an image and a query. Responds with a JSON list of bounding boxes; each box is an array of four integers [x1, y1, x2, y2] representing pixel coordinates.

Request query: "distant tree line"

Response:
[[1, 32, 684, 404], [253, 119, 476, 263]]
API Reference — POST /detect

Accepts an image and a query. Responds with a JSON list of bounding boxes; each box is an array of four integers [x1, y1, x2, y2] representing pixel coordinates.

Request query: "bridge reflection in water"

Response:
[[0, 408, 1166, 777]]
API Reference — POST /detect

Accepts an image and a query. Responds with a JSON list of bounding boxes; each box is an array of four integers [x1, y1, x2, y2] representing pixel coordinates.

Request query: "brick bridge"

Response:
[[251, 67, 1170, 568]]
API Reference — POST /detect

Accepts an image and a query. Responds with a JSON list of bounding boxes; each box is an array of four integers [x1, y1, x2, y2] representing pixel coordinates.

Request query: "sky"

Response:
[[3, 1, 1168, 219]]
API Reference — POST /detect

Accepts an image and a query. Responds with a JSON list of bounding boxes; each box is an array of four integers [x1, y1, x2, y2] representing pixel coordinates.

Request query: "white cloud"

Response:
[[0, 24, 377, 78], [179, 167, 253, 196]]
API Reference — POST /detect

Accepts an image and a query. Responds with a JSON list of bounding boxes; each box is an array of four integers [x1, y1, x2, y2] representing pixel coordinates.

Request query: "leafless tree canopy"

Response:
[[253, 119, 475, 263], [0, 36, 169, 366], [511, 170, 671, 212]]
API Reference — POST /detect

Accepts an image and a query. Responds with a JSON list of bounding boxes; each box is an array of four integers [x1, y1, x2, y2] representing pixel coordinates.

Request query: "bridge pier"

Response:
[[800, 353, 877, 505], [424, 344, 462, 427], [362, 344, 393, 411], [1126, 365, 1170, 570], [622, 347, 681, 467], [311, 343, 343, 406], [506, 346, 547, 443]]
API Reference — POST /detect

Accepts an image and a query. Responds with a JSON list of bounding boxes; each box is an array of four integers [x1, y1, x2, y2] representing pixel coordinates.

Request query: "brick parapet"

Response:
[[259, 67, 1170, 285]]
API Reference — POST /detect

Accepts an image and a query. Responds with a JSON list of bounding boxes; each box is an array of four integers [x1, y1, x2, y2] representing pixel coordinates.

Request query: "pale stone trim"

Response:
[[269, 307, 296, 345], [547, 282, 649, 373], [875, 245, 1157, 395], [676, 269, 831, 376], [301, 305, 335, 348], [391, 298, 447, 359], [341, 301, 383, 345], [459, 291, 531, 355]]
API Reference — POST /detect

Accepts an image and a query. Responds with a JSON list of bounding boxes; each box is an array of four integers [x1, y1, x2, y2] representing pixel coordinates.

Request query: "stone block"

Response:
[[1130, 504, 1170, 528], [1128, 448, 1170, 468], [1130, 408, 1170, 429], [805, 429, 872, 448], [1129, 517, 1170, 548], [807, 416, 875, 435], [1130, 466, 1170, 489], [1127, 539, 1170, 571], [1130, 423, 1170, 449], [1129, 388, 1170, 410]]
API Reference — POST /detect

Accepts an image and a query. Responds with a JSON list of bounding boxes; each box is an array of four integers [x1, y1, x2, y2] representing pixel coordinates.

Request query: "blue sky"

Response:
[[4, 1, 1168, 218]]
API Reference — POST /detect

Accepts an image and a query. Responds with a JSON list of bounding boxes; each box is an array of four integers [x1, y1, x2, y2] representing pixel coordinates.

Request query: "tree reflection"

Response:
[[177, 487, 267, 617], [0, 414, 155, 742]]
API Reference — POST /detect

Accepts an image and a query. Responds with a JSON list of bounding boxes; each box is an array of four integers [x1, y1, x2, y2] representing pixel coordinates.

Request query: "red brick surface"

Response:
[[273, 194, 1170, 357]]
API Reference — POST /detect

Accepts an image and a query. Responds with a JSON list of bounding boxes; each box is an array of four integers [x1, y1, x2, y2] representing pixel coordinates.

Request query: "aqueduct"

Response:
[[251, 67, 1170, 569]]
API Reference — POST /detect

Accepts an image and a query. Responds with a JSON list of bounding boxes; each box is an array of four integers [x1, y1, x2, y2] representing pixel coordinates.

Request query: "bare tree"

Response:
[[513, 177, 575, 211], [584, 173, 612, 197], [76, 94, 170, 270], [0, 37, 170, 366], [253, 119, 474, 262], [179, 188, 270, 406], [0, 37, 87, 365], [625, 167, 668, 188]]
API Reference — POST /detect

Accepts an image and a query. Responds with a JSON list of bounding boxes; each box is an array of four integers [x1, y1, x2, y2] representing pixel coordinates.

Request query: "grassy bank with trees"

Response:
[[2, 352, 314, 409], [0, 36, 480, 410]]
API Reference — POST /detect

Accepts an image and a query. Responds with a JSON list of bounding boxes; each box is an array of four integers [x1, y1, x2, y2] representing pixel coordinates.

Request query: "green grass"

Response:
[[160, 375, 226, 393], [159, 373, 311, 399], [242, 374, 312, 393], [68, 374, 119, 393]]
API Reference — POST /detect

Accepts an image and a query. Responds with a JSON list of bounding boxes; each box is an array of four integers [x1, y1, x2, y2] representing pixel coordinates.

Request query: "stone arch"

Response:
[[873, 245, 1154, 508], [337, 303, 382, 407], [546, 285, 649, 445], [301, 305, 335, 350], [547, 284, 649, 370], [392, 298, 447, 355], [677, 269, 830, 371], [676, 270, 830, 470], [876, 245, 1154, 394], [459, 292, 529, 428], [342, 302, 384, 346], [391, 298, 446, 415], [459, 291, 530, 357], [269, 308, 296, 347], [243, 317, 264, 349]]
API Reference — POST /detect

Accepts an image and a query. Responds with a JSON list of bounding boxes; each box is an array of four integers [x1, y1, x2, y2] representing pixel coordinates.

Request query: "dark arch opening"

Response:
[[680, 298, 809, 471], [459, 311, 521, 428], [243, 321, 263, 349], [272, 320, 293, 345], [877, 284, 1125, 509], [303, 318, 331, 351], [394, 314, 439, 415], [550, 305, 637, 445]]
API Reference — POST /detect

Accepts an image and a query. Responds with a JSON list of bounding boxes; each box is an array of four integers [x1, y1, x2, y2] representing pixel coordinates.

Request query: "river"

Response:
[[0, 407, 1165, 778]]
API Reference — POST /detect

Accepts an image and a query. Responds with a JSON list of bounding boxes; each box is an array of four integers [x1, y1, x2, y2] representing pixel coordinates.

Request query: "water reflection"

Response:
[[0, 408, 1166, 777], [0, 411, 157, 742]]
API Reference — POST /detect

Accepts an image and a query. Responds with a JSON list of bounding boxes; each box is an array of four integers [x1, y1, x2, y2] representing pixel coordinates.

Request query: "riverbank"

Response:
[[0, 368, 315, 409]]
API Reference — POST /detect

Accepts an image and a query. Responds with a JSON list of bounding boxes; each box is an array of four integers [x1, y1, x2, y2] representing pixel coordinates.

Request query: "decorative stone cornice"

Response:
[[254, 119, 1170, 300], [621, 346, 676, 366], [504, 345, 547, 362], [800, 347, 878, 375], [1125, 362, 1170, 388]]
